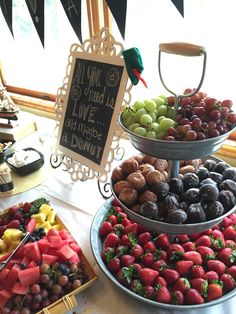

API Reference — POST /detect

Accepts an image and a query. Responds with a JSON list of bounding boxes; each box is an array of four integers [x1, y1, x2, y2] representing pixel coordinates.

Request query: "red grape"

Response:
[[221, 99, 233, 109], [227, 113, 236, 123], [185, 130, 197, 141], [197, 132, 206, 140], [205, 97, 218, 111], [209, 109, 221, 121], [209, 129, 220, 137]]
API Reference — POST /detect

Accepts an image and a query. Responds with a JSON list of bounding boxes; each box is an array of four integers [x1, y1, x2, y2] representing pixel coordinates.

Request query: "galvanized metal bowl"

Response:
[[110, 155, 236, 234], [90, 197, 236, 310], [119, 113, 236, 160]]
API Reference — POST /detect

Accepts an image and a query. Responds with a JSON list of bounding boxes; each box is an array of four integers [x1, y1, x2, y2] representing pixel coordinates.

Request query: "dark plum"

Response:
[[169, 178, 184, 194], [183, 188, 200, 204], [196, 167, 209, 181], [204, 159, 217, 171], [222, 168, 236, 181], [150, 181, 169, 199], [203, 201, 224, 220], [220, 179, 236, 196], [214, 161, 229, 174], [162, 194, 179, 215], [187, 203, 206, 223], [182, 173, 199, 190], [138, 201, 159, 220], [199, 183, 219, 202], [218, 190, 236, 210], [209, 172, 223, 185], [200, 178, 217, 187], [167, 209, 188, 224]]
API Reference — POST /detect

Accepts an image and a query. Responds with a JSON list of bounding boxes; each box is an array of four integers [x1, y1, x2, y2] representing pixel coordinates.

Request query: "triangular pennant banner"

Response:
[[171, 0, 184, 17], [60, 0, 82, 43], [25, 0, 44, 47], [0, 0, 13, 36], [106, 0, 127, 39]]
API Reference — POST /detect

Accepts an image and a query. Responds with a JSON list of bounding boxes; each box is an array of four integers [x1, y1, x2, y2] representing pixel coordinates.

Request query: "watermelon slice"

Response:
[[47, 235, 64, 249], [0, 268, 10, 284], [5, 264, 20, 289], [28, 260, 37, 268], [12, 282, 29, 295], [0, 289, 12, 307], [23, 241, 41, 262], [42, 254, 58, 265], [58, 244, 75, 261], [69, 242, 81, 254], [70, 253, 80, 264], [37, 238, 51, 254], [59, 229, 70, 240], [26, 218, 36, 234], [18, 266, 40, 286], [47, 228, 59, 237]]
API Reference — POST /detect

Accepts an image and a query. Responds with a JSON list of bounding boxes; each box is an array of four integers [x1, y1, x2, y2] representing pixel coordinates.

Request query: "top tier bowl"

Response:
[[119, 113, 236, 160]]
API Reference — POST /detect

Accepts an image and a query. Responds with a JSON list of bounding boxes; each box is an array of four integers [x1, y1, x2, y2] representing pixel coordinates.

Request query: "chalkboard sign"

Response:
[[56, 51, 128, 174]]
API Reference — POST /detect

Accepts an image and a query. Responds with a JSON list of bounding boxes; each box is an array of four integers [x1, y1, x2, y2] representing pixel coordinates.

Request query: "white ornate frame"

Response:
[[51, 28, 132, 183]]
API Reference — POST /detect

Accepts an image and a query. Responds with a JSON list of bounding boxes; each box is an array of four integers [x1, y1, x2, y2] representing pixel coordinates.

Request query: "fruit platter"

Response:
[[0, 198, 97, 314], [91, 197, 236, 310]]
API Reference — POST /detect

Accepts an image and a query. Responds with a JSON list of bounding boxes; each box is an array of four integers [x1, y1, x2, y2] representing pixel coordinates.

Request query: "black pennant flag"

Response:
[[60, 0, 82, 43], [25, 0, 44, 47], [0, 0, 13, 36], [171, 0, 184, 17], [106, 0, 127, 39]]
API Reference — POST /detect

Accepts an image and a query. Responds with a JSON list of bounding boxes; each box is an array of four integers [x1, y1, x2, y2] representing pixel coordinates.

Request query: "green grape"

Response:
[[157, 116, 166, 123], [158, 94, 168, 102], [154, 96, 166, 107], [140, 113, 153, 126], [149, 111, 157, 122], [150, 122, 160, 132], [156, 105, 167, 117], [144, 99, 157, 112], [133, 100, 146, 111], [146, 131, 157, 139], [123, 116, 135, 128], [156, 131, 166, 139], [133, 127, 147, 137], [134, 108, 147, 122], [122, 108, 133, 121], [166, 108, 176, 120], [128, 123, 140, 132], [159, 118, 175, 131]]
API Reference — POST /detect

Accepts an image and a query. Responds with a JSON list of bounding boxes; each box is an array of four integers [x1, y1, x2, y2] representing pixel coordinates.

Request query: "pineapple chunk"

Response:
[[0, 239, 7, 253], [8, 240, 20, 251], [42, 221, 52, 231], [39, 204, 52, 217], [2, 228, 23, 245], [52, 224, 62, 231], [47, 210, 56, 224], [31, 212, 46, 223]]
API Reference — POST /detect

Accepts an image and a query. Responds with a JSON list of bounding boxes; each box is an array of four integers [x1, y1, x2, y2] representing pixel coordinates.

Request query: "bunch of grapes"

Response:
[[1, 262, 88, 314], [121, 89, 236, 141]]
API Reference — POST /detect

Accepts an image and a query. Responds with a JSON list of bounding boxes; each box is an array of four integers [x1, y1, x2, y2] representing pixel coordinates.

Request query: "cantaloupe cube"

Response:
[[2, 229, 23, 245], [31, 213, 46, 223], [39, 204, 52, 216]]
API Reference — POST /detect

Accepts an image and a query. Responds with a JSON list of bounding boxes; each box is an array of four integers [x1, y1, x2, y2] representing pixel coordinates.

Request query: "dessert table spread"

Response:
[[0, 118, 236, 314]]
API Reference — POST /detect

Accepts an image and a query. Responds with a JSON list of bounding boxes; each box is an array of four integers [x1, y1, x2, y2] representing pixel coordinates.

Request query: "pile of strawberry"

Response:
[[99, 199, 236, 305]]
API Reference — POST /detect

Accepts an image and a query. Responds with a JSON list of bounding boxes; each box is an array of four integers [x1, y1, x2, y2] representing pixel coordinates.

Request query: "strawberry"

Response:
[[190, 265, 205, 279], [130, 279, 145, 295], [143, 241, 156, 253], [101, 247, 115, 262], [22, 202, 32, 213], [182, 241, 196, 252], [155, 286, 171, 304], [171, 290, 184, 305], [162, 269, 180, 285], [206, 281, 223, 302], [107, 257, 121, 274], [155, 233, 170, 250], [228, 213, 236, 224], [116, 212, 127, 221], [176, 234, 190, 244], [211, 237, 225, 251], [183, 251, 202, 265], [203, 271, 219, 282], [121, 218, 132, 227], [116, 266, 135, 286], [99, 221, 113, 237], [115, 245, 129, 257], [124, 223, 138, 235], [227, 265, 236, 279], [131, 244, 144, 259], [138, 232, 152, 246], [185, 288, 204, 304], [120, 234, 136, 247], [104, 232, 120, 248], [120, 255, 135, 267], [206, 260, 226, 276], [220, 217, 233, 229], [190, 232, 202, 241], [190, 278, 208, 295], [151, 260, 167, 272], [145, 284, 155, 299], [220, 273, 236, 292], [139, 268, 159, 286], [223, 225, 236, 241], [175, 260, 193, 276], [196, 246, 215, 261], [6, 220, 20, 229], [217, 247, 236, 266], [225, 240, 236, 249], [211, 229, 225, 240], [112, 199, 121, 207], [112, 223, 124, 235], [142, 252, 154, 267], [167, 244, 185, 262], [195, 235, 212, 247], [173, 277, 191, 293], [107, 214, 117, 226], [154, 275, 167, 287], [153, 249, 167, 262]]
